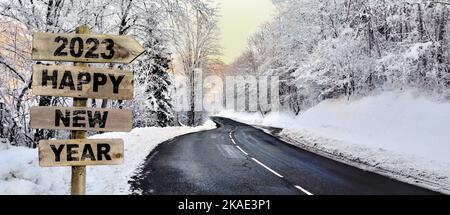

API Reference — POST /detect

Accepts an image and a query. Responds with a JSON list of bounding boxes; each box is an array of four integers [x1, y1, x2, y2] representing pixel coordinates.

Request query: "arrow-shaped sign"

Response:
[[32, 32, 145, 64]]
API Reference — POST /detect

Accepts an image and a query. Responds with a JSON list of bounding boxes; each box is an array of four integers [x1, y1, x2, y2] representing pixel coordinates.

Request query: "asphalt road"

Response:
[[130, 117, 439, 195]]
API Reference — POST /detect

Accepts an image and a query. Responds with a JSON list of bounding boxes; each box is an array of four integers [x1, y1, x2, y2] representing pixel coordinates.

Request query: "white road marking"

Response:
[[216, 145, 244, 159], [229, 132, 237, 145], [295, 185, 314, 196], [236, 146, 249, 156], [251, 158, 284, 178], [228, 126, 313, 196]]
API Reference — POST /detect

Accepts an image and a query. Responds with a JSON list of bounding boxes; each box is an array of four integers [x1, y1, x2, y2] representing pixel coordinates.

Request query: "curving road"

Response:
[[130, 117, 439, 195]]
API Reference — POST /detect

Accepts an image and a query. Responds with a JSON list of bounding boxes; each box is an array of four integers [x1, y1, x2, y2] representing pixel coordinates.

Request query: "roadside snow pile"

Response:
[[0, 146, 70, 195], [217, 90, 450, 194], [0, 121, 216, 195]]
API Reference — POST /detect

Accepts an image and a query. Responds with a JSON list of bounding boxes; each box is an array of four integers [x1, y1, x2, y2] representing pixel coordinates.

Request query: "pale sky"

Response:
[[213, 0, 275, 64]]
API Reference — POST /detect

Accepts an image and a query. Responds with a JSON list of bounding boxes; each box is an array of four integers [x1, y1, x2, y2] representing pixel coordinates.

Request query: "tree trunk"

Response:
[[189, 70, 195, 126]]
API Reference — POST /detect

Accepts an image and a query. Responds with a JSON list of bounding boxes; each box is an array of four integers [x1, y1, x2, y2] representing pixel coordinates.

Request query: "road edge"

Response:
[[250, 124, 450, 195]]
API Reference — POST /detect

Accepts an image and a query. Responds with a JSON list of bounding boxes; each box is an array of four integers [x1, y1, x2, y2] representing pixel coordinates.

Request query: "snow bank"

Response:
[[217, 91, 450, 193], [0, 146, 70, 195], [0, 121, 216, 195]]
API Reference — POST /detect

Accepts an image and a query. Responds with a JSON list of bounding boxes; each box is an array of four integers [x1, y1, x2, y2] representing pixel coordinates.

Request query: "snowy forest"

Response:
[[1, 0, 450, 148], [1, 0, 450, 196], [0, 0, 221, 147], [230, 0, 450, 115]]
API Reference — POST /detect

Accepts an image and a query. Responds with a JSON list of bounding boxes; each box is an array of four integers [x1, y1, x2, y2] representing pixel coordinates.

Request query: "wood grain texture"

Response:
[[30, 107, 133, 132], [71, 24, 90, 196], [32, 64, 134, 100], [39, 139, 124, 167], [32, 32, 145, 64]]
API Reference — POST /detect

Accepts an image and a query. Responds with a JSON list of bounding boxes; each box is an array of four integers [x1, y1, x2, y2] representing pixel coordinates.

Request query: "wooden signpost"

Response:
[[30, 25, 144, 195], [39, 139, 124, 167], [32, 65, 134, 100], [30, 107, 133, 132], [32, 32, 145, 64]]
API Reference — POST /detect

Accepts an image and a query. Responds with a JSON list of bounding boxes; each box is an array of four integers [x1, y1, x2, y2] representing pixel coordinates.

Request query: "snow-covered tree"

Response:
[[133, 6, 174, 127], [0, 0, 213, 147], [161, 0, 222, 126], [228, 0, 450, 115]]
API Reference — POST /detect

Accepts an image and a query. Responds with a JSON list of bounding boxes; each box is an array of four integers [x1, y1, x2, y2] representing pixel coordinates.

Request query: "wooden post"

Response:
[[31, 25, 143, 196], [71, 25, 90, 195]]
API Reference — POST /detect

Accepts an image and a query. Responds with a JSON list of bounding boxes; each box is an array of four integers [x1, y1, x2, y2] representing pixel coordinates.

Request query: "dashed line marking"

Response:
[[251, 158, 284, 178], [229, 131, 237, 145], [295, 185, 314, 196], [229, 130, 283, 178], [227, 127, 313, 196], [236, 146, 249, 156]]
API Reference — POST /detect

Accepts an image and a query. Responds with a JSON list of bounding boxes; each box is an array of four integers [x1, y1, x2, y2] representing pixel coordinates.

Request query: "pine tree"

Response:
[[135, 27, 174, 127]]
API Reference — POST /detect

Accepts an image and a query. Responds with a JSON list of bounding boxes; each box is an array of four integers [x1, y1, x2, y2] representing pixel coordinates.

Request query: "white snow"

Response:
[[217, 90, 450, 194], [0, 121, 216, 195]]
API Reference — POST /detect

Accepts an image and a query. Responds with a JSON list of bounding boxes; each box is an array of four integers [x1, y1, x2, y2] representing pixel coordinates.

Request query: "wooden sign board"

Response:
[[32, 65, 134, 100], [39, 139, 124, 167], [30, 107, 132, 132], [32, 32, 145, 64]]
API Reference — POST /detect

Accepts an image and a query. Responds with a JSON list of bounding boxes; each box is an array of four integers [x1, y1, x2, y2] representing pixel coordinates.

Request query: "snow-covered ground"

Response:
[[0, 121, 216, 195], [217, 90, 450, 194]]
